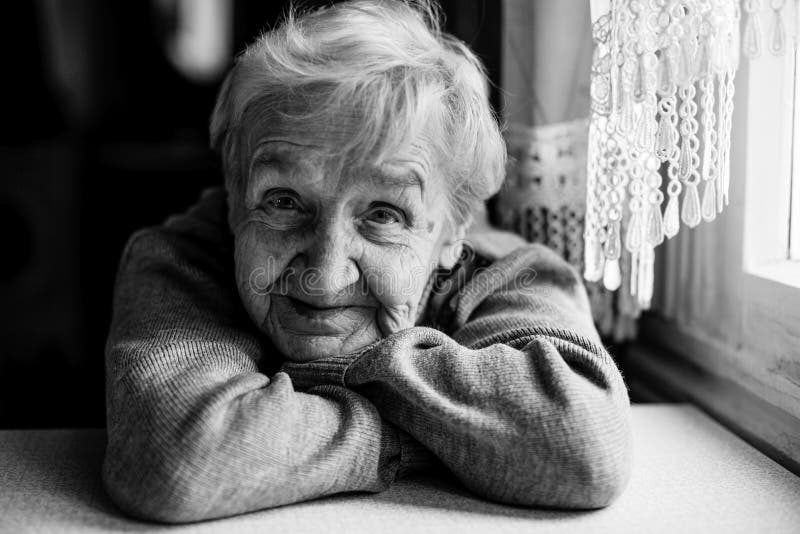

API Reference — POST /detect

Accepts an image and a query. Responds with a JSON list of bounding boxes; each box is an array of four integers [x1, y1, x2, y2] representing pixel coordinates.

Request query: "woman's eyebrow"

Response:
[[373, 165, 426, 199], [253, 140, 312, 156], [250, 140, 320, 171]]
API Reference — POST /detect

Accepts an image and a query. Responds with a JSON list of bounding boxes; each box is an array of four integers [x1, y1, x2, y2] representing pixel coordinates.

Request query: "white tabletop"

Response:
[[1, 404, 799, 534]]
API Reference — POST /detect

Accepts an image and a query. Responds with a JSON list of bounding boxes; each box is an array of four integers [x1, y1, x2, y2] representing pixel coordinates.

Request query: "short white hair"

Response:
[[210, 0, 506, 226]]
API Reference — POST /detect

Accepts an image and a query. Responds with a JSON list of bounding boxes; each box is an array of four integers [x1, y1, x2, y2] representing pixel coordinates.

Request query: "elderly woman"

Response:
[[103, 0, 632, 523]]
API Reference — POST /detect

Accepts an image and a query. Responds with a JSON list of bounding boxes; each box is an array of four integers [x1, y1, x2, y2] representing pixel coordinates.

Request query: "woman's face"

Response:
[[231, 124, 459, 362]]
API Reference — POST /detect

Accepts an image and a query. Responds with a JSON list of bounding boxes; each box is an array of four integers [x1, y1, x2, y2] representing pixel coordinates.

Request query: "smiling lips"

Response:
[[271, 294, 373, 335], [285, 295, 352, 320]]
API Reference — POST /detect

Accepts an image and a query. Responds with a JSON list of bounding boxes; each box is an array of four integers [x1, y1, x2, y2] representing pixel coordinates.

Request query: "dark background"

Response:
[[0, 0, 502, 428]]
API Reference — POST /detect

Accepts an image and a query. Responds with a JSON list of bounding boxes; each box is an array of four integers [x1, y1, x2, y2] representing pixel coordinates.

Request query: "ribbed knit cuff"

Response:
[[280, 355, 353, 390]]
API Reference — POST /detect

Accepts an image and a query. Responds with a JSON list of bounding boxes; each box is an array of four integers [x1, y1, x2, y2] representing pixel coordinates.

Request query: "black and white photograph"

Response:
[[1, 1, 799, 532]]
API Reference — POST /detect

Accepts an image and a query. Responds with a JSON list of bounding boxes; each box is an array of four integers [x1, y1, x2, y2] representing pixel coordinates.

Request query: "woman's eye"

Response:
[[269, 196, 299, 210], [365, 205, 405, 226], [264, 189, 302, 211], [259, 190, 307, 229]]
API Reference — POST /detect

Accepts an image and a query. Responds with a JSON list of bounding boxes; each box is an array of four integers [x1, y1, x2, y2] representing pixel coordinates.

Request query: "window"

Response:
[[742, 38, 799, 286], [632, 32, 800, 473]]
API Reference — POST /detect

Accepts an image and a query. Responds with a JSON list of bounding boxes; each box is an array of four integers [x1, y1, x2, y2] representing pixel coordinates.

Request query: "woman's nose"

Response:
[[295, 222, 360, 299]]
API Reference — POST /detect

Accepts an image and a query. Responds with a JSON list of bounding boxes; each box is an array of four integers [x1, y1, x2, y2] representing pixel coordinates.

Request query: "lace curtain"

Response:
[[584, 0, 798, 310], [496, 0, 798, 342], [650, 0, 799, 321], [496, 0, 640, 342], [741, 0, 800, 58]]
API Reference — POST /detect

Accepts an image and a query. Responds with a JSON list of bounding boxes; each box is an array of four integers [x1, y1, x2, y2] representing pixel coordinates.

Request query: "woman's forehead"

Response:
[[251, 118, 361, 151], [251, 131, 439, 188], [245, 102, 443, 169]]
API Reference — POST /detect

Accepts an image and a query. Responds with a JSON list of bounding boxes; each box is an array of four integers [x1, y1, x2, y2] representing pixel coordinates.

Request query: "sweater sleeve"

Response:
[[102, 188, 417, 523], [282, 243, 633, 509]]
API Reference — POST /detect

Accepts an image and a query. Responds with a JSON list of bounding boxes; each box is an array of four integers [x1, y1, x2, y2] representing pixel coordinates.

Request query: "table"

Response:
[[2, 405, 799, 533]]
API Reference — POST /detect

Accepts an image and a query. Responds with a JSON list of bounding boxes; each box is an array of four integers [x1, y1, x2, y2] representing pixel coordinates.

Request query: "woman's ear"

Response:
[[437, 221, 468, 270]]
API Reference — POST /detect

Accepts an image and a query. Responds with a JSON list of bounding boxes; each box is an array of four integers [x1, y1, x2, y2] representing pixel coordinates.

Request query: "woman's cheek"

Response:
[[364, 243, 434, 332], [233, 224, 296, 327]]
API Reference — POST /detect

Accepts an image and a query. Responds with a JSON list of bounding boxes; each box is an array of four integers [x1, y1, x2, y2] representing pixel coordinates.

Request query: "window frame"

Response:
[[739, 40, 800, 405], [790, 47, 800, 261]]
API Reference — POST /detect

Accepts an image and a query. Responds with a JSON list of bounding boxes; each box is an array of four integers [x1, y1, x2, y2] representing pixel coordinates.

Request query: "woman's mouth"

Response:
[[270, 294, 375, 336], [285, 295, 350, 320]]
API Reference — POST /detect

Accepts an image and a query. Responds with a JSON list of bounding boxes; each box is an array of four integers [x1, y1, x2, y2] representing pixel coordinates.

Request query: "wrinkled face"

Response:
[[230, 122, 459, 362]]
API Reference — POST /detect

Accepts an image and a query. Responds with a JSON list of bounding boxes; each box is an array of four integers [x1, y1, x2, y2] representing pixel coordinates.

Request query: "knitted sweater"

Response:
[[102, 187, 632, 523]]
